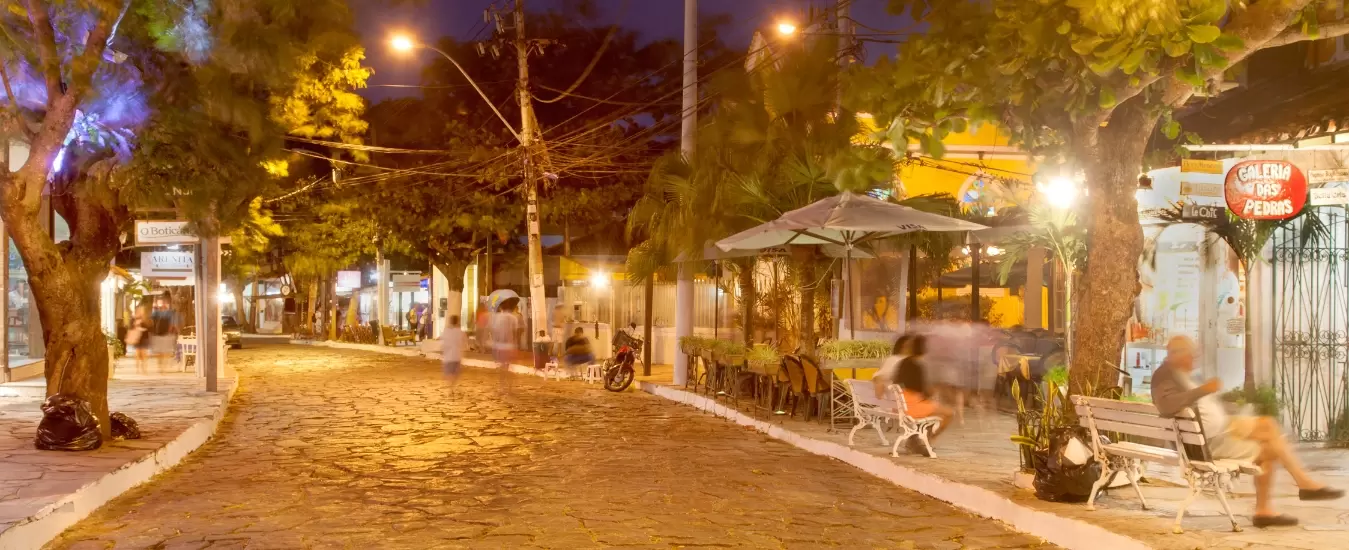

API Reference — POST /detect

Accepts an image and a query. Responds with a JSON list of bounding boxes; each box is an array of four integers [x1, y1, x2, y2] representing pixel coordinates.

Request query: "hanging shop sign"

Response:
[[1179, 181, 1224, 198], [1181, 159, 1225, 174], [1181, 203, 1224, 221], [135, 220, 197, 245], [391, 274, 422, 293], [1308, 168, 1349, 185], [141, 251, 195, 278], [1224, 160, 1307, 220], [1310, 187, 1349, 206]]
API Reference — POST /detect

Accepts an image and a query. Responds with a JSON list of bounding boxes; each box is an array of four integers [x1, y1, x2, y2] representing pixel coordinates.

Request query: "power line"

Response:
[[532, 0, 629, 104]]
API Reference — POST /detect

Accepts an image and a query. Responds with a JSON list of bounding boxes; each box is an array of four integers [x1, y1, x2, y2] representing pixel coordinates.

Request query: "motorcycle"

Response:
[[604, 329, 643, 392]]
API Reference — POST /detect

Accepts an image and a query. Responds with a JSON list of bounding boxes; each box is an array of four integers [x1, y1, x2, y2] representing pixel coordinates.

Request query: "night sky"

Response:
[[352, 0, 911, 101]]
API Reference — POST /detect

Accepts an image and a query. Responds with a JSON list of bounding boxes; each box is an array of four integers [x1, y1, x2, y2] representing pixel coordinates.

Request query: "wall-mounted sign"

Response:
[[391, 274, 421, 293], [1224, 160, 1307, 220], [141, 251, 194, 278], [1310, 187, 1349, 206], [1308, 168, 1349, 185], [135, 221, 197, 245], [1180, 181, 1223, 197], [1181, 159, 1224, 174], [1181, 203, 1224, 221], [335, 270, 361, 290]]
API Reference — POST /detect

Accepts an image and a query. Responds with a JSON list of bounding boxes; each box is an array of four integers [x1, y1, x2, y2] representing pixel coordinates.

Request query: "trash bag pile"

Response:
[[110, 412, 142, 440], [1032, 427, 1104, 503], [34, 394, 102, 451]]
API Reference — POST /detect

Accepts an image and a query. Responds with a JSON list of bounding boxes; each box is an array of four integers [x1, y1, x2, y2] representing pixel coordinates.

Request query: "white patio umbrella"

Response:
[[716, 191, 987, 339]]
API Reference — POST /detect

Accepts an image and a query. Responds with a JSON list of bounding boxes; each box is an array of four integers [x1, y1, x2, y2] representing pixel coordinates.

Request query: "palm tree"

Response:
[[994, 204, 1088, 364], [628, 37, 894, 354], [1150, 204, 1331, 392]]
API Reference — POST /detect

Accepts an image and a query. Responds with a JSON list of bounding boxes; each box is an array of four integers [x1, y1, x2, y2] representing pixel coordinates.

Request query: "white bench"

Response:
[[1073, 396, 1261, 534], [844, 378, 942, 458]]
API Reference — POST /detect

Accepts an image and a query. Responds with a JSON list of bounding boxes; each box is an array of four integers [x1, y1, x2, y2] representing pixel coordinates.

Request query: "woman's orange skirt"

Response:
[[902, 389, 938, 418]]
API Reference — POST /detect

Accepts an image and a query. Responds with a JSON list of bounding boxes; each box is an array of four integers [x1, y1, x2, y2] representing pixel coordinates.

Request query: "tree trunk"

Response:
[[433, 260, 468, 331], [231, 283, 247, 331], [250, 274, 260, 331], [305, 278, 318, 336], [737, 258, 755, 347], [643, 275, 654, 376], [793, 247, 818, 356], [1069, 100, 1158, 396]]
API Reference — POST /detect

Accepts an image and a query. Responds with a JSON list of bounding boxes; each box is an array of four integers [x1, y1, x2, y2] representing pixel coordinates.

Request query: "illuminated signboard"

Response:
[[1224, 160, 1307, 220]]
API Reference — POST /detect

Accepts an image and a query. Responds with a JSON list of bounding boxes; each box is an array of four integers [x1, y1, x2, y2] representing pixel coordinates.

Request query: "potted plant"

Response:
[[1010, 366, 1102, 502], [818, 339, 891, 372], [710, 339, 747, 365], [1221, 386, 1281, 419], [747, 344, 781, 375], [679, 335, 706, 357]]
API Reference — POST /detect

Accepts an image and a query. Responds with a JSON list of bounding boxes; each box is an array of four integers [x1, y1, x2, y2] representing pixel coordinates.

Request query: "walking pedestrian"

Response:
[[441, 315, 468, 393], [149, 298, 177, 371], [491, 303, 521, 388], [126, 306, 151, 375], [407, 307, 419, 338]]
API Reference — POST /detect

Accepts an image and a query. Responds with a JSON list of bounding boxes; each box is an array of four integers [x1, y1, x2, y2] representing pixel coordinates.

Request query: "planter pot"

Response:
[[700, 350, 715, 365], [824, 357, 878, 373], [680, 342, 701, 356], [748, 360, 781, 376]]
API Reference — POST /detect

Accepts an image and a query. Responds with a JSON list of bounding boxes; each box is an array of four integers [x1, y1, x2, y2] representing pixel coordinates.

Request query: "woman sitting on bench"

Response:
[[873, 335, 953, 443]]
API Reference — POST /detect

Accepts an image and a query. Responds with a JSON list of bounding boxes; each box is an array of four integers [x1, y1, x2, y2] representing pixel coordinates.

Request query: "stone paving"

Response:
[[49, 344, 1053, 549], [0, 361, 231, 539]]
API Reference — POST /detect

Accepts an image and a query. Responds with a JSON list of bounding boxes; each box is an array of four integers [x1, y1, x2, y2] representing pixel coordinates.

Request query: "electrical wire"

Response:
[[532, 0, 629, 104]]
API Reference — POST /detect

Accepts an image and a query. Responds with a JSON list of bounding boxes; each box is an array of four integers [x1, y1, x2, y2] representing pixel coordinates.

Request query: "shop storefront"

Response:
[[1135, 151, 1348, 441]]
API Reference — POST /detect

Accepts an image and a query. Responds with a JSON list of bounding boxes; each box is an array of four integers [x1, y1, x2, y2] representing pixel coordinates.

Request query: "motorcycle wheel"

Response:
[[604, 365, 635, 392]]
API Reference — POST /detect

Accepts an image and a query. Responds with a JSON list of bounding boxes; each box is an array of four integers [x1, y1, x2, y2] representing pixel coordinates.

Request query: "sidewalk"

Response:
[[0, 359, 235, 549], [636, 378, 1349, 550]]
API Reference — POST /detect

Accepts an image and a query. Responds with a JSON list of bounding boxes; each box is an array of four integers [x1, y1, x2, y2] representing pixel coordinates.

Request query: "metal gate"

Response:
[[1273, 208, 1349, 442]]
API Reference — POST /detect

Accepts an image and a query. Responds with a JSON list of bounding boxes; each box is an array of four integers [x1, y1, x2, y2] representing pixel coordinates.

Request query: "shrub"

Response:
[[818, 339, 892, 361]]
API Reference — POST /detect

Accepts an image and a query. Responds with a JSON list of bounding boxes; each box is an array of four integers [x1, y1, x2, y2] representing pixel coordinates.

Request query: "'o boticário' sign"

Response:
[[1224, 160, 1307, 220], [136, 220, 197, 245]]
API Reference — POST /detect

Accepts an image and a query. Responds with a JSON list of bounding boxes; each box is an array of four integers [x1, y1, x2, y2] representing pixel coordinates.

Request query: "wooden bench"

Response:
[[1073, 395, 1261, 533], [381, 326, 415, 346], [844, 379, 942, 458]]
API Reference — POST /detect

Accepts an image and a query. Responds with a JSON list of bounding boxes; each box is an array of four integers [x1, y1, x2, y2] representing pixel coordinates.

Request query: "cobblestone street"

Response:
[[49, 344, 1051, 549]]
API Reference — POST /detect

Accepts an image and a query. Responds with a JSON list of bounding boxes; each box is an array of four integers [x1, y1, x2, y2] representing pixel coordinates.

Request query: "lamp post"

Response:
[[1036, 173, 1083, 365]]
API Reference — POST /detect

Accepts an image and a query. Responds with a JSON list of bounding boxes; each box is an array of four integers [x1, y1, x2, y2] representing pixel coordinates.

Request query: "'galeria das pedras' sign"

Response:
[[1224, 160, 1307, 220]]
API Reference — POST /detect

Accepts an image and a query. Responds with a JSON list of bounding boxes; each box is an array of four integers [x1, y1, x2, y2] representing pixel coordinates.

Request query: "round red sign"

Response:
[[1224, 160, 1307, 220]]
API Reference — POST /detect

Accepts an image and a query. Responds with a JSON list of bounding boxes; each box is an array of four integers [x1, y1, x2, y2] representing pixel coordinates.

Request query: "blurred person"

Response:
[[563, 327, 594, 379], [407, 307, 419, 336], [1153, 335, 1343, 527], [149, 298, 177, 371], [474, 303, 490, 352], [126, 306, 151, 374], [490, 303, 521, 387], [875, 335, 952, 449], [420, 307, 433, 341], [441, 315, 468, 393]]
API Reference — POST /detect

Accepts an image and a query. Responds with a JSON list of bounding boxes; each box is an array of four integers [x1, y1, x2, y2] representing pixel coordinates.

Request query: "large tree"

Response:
[[0, 1, 368, 440], [852, 0, 1349, 393]]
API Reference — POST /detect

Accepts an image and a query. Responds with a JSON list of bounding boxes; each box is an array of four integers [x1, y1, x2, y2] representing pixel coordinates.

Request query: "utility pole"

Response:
[[513, 0, 549, 345], [673, 0, 697, 385]]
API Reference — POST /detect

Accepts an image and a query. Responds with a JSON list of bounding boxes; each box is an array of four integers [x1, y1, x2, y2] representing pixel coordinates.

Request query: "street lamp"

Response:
[[776, 21, 798, 36], [387, 32, 520, 142], [1037, 176, 1080, 210]]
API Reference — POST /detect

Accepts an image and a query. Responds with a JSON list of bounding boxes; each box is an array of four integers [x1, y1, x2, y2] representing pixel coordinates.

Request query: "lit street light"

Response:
[[390, 35, 415, 52], [776, 21, 797, 36], [387, 32, 520, 142], [1037, 176, 1080, 210]]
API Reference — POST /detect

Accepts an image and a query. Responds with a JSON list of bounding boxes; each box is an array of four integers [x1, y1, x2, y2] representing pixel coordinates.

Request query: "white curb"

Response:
[[635, 381, 1150, 550], [1, 380, 239, 550]]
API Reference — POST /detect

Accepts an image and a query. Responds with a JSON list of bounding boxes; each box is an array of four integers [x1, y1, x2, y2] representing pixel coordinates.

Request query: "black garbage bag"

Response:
[[1032, 427, 1103, 503], [35, 393, 103, 451], [110, 412, 142, 440]]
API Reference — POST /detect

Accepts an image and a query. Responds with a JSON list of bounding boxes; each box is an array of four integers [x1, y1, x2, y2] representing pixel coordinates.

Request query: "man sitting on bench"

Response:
[[1152, 336, 1342, 528]]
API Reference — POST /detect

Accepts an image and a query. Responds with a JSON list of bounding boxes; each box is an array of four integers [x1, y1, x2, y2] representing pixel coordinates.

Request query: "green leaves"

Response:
[[1162, 119, 1181, 140], [1212, 33, 1244, 53], [1186, 24, 1221, 44], [1098, 86, 1116, 108]]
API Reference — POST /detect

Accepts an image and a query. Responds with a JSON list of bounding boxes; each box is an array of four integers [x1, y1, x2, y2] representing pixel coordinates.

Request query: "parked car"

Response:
[[222, 316, 243, 349]]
